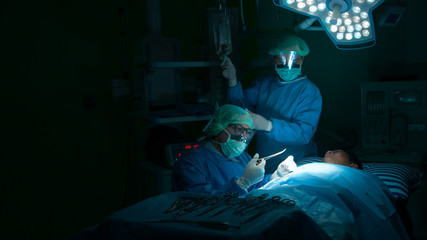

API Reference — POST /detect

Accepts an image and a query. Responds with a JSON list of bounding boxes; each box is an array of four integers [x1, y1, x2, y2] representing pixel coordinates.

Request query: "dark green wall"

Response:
[[2, 0, 426, 239], [2, 1, 135, 239]]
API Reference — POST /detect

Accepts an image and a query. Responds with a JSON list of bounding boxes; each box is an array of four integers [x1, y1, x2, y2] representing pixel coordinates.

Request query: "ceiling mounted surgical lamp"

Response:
[[273, 0, 385, 50]]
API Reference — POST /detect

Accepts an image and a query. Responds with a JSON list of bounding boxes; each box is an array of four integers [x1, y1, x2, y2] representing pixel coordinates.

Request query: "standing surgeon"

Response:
[[221, 35, 322, 174], [171, 104, 295, 195]]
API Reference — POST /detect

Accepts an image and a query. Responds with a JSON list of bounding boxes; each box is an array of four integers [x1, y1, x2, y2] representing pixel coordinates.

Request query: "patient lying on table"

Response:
[[254, 157, 409, 240]]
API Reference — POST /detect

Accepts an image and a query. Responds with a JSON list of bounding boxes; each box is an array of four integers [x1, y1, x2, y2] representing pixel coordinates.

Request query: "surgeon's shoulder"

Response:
[[297, 77, 321, 94], [298, 76, 318, 87], [179, 145, 211, 163], [253, 75, 276, 85]]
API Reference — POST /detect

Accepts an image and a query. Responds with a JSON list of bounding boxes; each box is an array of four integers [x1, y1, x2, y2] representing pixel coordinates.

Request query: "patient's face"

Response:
[[322, 150, 355, 168]]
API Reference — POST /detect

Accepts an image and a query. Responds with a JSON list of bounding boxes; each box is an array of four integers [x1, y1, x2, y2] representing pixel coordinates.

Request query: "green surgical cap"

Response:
[[204, 104, 254, 137], [268, 35, 310, 57]]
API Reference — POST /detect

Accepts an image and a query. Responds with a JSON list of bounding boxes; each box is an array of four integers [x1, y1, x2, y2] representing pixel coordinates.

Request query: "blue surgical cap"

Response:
[[204, 104, 254, 137], [268, 35, 310, 57]]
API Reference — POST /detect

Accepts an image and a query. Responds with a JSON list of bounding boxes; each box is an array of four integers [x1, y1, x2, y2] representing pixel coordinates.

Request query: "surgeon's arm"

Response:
[[228, 78, 262, 112], [221, 57, 237, 87], [171, 158, 247, 195], [267, 88, 322, 145]]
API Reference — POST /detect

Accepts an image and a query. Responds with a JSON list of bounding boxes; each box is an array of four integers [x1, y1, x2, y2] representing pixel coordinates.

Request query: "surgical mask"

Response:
[[218, 129, 247, 157], [221, 139, 247, 157], [275, 65, 301, 82]]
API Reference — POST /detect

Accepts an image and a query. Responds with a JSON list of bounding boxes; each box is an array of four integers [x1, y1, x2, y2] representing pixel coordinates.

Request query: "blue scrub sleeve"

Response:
[[172, 159, 247, 195], [242, 77, 322, 146], [172, 161, 272, 195], [248, 174, 272, 191], [268, 88, 322, 145], [228, 81, 257, 112]]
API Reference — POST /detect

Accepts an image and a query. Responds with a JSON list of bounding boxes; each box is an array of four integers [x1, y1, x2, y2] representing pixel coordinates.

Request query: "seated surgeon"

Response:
[[171, 104, 271, 195]]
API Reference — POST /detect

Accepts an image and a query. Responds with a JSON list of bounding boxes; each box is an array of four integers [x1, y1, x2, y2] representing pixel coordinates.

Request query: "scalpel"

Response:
[[256, 148, 286, 165]]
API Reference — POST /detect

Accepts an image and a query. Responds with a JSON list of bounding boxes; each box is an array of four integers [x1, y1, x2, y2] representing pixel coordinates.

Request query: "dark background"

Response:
[[1, 0, 426, 239]]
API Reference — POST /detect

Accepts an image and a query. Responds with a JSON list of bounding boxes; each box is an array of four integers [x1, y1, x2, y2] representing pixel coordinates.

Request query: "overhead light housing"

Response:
[[273, 0, 385, 50]]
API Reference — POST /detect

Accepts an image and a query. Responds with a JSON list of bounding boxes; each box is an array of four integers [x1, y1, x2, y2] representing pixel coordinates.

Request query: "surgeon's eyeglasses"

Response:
[[275, 63, 301, 69], [228, 124, 255, 144], [229, 124, 255, 137], [274, 54, 303, 69]]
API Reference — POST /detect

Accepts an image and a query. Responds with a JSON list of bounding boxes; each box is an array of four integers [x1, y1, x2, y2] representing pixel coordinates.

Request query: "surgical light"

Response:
[[273, 0, 385, 50]]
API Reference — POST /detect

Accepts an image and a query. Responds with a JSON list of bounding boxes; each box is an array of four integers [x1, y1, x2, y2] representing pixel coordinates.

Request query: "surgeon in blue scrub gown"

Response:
[[172, 104, 293, 195], [222, 35, 322, 174]]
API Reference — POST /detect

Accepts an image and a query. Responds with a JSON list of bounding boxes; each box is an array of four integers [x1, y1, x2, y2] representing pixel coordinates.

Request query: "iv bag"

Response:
[[213, 13, 232, 57]]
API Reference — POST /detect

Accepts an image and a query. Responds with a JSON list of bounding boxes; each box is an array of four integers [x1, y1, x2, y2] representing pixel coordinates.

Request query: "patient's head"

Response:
[[322, 150, 362, 169]]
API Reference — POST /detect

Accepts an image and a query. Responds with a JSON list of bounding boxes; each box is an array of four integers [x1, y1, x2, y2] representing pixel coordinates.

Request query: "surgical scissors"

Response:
[[196, 192, 239, 216], [173, 196, 217, 218], [256, 148, 287, 165], [233, 193, 269, 215]]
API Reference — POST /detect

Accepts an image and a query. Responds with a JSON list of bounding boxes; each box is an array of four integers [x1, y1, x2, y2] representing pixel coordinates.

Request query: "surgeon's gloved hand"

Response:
[[247, 110, 273, 132], [236, 153, 265, 191], [220, 56, 237, 87], [271, 155, 296, 180]]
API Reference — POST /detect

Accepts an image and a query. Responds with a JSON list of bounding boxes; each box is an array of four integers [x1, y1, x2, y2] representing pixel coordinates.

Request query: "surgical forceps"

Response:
[[233, 193, 269, 216], [164, 195, 188, 213], [196, 192, 239, 216], [209, 194, 256, 217], [173, 196, 217, 218], [256, 148, 287, 165]]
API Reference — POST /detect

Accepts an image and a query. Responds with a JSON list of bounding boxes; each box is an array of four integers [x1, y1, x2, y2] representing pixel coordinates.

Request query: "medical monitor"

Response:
[[165, 142, 200, 168], [360, 80, 427, 153]]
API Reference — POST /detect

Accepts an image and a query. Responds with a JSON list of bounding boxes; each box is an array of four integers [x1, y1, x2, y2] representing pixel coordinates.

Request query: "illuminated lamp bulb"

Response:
[[355, 23, 363, 31], [362, 20, 370, 28], [309, 6, 318, 12], [353, 16, 361, 23], [354, 32, 362, 39], [362, 29, 370, 36], [344, 18, 352, 25], [353, 6, 361, 13]]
